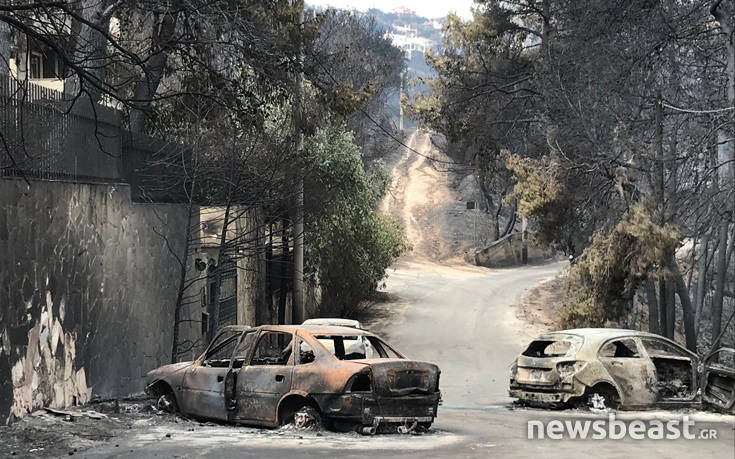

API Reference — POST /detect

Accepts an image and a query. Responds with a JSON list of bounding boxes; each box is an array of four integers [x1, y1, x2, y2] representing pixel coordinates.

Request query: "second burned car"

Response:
[[146, 325, 441, 434], [510, 328, 735, 412]]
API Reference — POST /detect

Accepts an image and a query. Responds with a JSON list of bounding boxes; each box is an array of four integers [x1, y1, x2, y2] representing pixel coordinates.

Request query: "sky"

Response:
[[307, 1, 476, 19]]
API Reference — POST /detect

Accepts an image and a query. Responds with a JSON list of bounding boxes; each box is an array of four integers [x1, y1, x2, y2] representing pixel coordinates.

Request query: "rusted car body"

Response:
[[146, 324, 441, 433], [509, 328, 735, 412]]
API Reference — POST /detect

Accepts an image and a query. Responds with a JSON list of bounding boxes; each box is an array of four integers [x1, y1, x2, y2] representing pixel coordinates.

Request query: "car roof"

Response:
[[542, 328, 674, 345], [302, 318, 362, 329], [218, 325, 252, 333], [254, 324, 374, 336]]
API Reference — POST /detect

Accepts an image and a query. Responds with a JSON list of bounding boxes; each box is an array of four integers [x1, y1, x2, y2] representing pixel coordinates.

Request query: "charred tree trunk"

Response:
[[171, 188, 196, 362], [477, 174, 499, 240], [711, 0, 735, 350], [501, 199, 518, 238], [694, 233, 711, 336], [129, 11, 178, 133], [493, 202, 502, 241], [236, 206, 260, 327], [65, 0, 115, 103], [646, 280, 660, 334], [670, 255, 697, 351], [712, 221, 728, 348], [0, 16, 10, 76], [206, 200, 233, 344], [278, 219, 290, 325], [665, 278, 676, 338], [658, 280, 670, 338]]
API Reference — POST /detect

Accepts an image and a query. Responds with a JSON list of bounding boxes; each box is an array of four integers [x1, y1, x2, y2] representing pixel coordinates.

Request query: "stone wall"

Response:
[[0, 178, 196, 423], [470, 232, 554, 268]]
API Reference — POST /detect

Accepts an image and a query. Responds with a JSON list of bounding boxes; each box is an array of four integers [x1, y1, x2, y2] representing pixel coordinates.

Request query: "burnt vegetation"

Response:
[[0, 1, 408, 363], [406, 0, 735, 354]]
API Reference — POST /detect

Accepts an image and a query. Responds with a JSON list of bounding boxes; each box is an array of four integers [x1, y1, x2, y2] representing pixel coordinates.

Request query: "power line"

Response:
[[662, 102, 735, 114]]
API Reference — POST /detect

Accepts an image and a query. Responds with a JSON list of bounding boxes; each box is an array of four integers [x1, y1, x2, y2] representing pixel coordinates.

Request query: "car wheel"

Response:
[[293, 405, 321, 429], [280, 401, 321, 428], [156, 392, 178, 413], [586, 385, 620, 410]]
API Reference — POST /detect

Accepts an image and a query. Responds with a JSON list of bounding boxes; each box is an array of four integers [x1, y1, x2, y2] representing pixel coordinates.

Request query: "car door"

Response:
[[234, 330, 294, 424], [598, 337, 657, 408], [180, 329, 241, 420], [701, 348, 735, 413], [639, 337, 698, 403], [224, 330, 260, 412]]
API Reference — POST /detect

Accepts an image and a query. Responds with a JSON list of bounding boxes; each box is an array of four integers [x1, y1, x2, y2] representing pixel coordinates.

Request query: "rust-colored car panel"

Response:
[[509, 328, 735, 412], [146, 324, 441, 431]]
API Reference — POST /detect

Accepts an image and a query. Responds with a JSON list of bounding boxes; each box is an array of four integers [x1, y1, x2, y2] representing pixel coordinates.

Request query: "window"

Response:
[[231, 331, 258, 368], [204, 330, 241, 366], [251, 331, 292, 365], [314, 335, 403, 360], [367, 337, 402, 359], [640, 339, 689, 358], [599, 339, 640, 358], [522, 336, 583, 358], [297, 340, 316, 364], [29, 52, 43, 79]]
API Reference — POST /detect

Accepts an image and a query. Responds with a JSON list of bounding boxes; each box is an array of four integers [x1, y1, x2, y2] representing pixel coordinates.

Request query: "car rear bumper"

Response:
[[317, 392, 441, 426], [509, 382, 583, 406]]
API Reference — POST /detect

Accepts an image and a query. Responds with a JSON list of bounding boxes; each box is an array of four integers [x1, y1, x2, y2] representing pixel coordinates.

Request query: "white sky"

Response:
[[307, 1, 475, 19]]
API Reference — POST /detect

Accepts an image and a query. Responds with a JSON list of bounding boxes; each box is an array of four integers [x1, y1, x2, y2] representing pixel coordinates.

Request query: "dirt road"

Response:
[[375, 131, 565, 405], [380, 130, 483, 262]]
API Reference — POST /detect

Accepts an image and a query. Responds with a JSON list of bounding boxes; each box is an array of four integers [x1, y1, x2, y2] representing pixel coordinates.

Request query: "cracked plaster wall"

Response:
[[0, 179, 196, 423]]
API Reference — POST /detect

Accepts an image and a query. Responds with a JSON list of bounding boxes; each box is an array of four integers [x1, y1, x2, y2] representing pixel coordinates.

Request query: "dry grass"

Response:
[[513, 273, 567, 338]]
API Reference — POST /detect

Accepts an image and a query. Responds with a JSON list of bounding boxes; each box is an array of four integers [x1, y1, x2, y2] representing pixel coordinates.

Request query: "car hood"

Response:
[[146, 361, 194, 384]]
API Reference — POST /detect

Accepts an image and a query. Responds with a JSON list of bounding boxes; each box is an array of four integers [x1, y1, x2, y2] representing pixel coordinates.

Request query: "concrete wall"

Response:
[[0, 178, 196, 423], [470, 232, 553, 268]]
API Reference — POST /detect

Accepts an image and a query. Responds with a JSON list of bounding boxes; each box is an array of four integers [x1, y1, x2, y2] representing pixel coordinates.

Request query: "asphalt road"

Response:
[[81, 259, 734, 458]]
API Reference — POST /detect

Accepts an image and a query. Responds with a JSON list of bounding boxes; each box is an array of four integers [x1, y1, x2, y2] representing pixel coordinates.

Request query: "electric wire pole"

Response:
[[291, 0, 305, 324]]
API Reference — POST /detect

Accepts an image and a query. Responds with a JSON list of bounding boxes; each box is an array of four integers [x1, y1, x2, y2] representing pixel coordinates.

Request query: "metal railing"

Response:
[[0, 78, 191, 202], [0, 78, 123, 181]]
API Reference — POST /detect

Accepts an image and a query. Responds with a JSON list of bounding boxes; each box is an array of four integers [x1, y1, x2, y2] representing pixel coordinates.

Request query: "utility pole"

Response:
[[399, 70, 405, 131], [654, 93, 669, 337], [291, 0, 305, 325]]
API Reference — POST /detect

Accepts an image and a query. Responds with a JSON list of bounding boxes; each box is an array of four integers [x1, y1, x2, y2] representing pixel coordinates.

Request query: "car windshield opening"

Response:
[[522, 337, 582, 358]]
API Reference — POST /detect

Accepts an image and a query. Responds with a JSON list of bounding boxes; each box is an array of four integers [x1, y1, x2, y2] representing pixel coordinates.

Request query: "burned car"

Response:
[[146, 324, 441, 433], [509, 328, 735, 412]]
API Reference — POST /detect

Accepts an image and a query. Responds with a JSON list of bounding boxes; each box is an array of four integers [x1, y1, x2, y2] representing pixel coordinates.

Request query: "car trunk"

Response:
[[515, 356, 560, 386], [513, 336, 583, 387], [359, 359, 439, 396]]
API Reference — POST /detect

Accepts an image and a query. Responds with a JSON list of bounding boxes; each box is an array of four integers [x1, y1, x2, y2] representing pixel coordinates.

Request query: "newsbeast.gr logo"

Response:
[[527, 414, 719, 440]]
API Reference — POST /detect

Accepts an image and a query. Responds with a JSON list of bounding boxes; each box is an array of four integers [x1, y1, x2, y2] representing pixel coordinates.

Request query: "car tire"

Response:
[[280, 401, 321, 428], [586, 385, 620, 410], [156, 392, 178, 413]]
